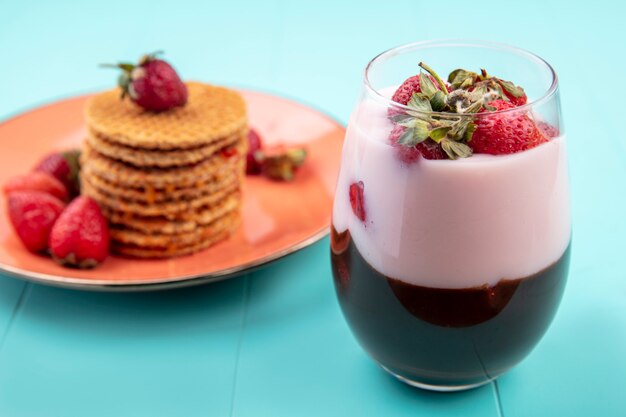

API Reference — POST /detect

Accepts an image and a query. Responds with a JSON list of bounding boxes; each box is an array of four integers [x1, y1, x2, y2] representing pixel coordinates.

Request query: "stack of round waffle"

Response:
[[80, 82, 247, 258]]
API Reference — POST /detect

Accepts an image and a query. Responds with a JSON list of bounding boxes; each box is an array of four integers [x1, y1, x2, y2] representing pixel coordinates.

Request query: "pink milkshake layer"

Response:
[[332, 97, 571, 289]]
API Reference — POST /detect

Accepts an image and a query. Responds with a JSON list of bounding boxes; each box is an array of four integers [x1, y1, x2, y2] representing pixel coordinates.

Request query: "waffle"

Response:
[[110, 210, 240, 248], [86, 128, 246, 168], [82, 177, 238, 217], [101, 193, 241, 235], [85, 82, 247, 150], [82, 167, 239, 205], [112, 215, 241, 259], [81, 141, 245, 189]]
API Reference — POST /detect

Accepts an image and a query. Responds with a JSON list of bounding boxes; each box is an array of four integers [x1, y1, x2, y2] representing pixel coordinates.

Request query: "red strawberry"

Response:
[[389, 125, 446, 162], [391, 74, 440, 105], [537, 121, 560, 138], [470, 100, 548, 155], [246, 129, 263, 175], [4, 172, 68, 201], [219, 147, 238, 158], [106, 52, 188, 112], [502, 89, 527, 107], [6, 191, 65, 253], [349, 181, 366, 222], [49, 196, 109, 268], [34, 149, 81, 197]]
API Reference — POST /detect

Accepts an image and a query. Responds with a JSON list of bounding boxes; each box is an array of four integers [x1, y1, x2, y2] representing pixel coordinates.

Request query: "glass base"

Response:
[[381, 365, 494, 392]]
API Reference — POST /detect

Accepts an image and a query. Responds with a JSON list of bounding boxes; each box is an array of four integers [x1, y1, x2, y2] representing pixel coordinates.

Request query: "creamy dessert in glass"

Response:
[[330, 40, 570, 391]]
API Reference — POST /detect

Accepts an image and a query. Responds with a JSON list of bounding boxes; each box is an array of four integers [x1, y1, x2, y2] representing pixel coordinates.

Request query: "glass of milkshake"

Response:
[[330, 40, 570, 391]]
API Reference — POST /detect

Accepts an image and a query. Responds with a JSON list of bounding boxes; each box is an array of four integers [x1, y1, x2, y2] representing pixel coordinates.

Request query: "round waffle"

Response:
[[110, 211, 240, 248], [102, 193, 241, 235], [86, 128, 246, 168], [82, 177, 239, 217], [85, 82, 247, 150], [80, 141, 245, 189], [82, 167, 239, 204], [111, 214, 241, 259]]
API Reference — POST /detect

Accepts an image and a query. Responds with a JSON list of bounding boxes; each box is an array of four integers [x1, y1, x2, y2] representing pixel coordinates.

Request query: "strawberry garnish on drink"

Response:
[[388, 62, 553, 162], [471, 100, 548, 155]]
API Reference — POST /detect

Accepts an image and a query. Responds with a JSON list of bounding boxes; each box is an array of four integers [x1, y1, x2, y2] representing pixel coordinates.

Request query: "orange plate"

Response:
[[0, 90, 345, 291]]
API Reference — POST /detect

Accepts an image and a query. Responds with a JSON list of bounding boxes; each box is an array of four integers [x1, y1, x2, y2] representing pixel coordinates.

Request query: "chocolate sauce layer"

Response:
[[331, 227, 570, 387]]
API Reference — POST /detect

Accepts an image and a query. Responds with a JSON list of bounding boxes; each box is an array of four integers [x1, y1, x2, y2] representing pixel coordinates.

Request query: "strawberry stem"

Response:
[[419, 62, 449, 95]]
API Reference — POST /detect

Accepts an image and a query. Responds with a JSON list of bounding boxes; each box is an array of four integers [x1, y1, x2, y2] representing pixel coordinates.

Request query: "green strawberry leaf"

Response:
[[496, 78, 525, 98], [465, 99, 484, 114], [413, 120, 431, 142], [430, 90, 447, 111], [396, 117, 421, 128], [429, 126, 451, 143], [441, 139, 473, 159], [464, 122, 477, 142], [389, 113, 415, 124], [407, 93, 432, 113], [419, 72, 438, 98], [397, 128, 416, 146], [448, 68, 478, 89], [397, 121, 430, 147]]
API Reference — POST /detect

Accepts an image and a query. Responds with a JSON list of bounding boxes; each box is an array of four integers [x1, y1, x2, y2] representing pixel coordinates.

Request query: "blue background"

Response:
[[1, 1, 625, 416]]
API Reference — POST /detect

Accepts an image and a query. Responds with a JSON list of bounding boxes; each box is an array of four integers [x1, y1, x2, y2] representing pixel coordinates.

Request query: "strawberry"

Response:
[[389, 125, 446, 162], [502, 89, 527, 107], [105, 52, 188, 112], [537, 121, 560, 138], [6, 191, 65, 253], [470, 100, 548, 155], [220, 148, 238, 159], [254, 146, 307, 181], [4, 172, 68, 201], [392, 74, 441, 106], [349, 181, 366, 222], [448, 68, 527, 107], [34, 149, 81, 197], [246, 129, 263, 175], [49, 196, 110, 268]]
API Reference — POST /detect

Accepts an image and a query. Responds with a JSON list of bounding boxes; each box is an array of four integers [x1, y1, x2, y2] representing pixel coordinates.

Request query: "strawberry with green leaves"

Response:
[[103, 52, 188, 112], [388, 62, 550, 161], [389, 62, 476, 160]]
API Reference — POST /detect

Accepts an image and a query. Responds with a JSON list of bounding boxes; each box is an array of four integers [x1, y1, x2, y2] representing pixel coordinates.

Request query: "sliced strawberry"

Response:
[[349, 181, 366, 222], [4, 172, 68, 201], [49, 196, 110, 268], [6, 191, 65, 253]]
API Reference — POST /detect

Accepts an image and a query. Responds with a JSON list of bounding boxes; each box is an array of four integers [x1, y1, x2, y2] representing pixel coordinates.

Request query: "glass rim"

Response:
[[363, 39, 559, 118]]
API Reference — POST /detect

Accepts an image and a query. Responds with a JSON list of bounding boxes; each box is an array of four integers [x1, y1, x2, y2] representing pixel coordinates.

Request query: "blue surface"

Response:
[[1, 1, 625, 416]]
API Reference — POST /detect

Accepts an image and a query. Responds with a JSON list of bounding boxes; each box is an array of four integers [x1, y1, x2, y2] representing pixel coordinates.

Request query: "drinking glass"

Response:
[[330, 40, 570, 391]]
